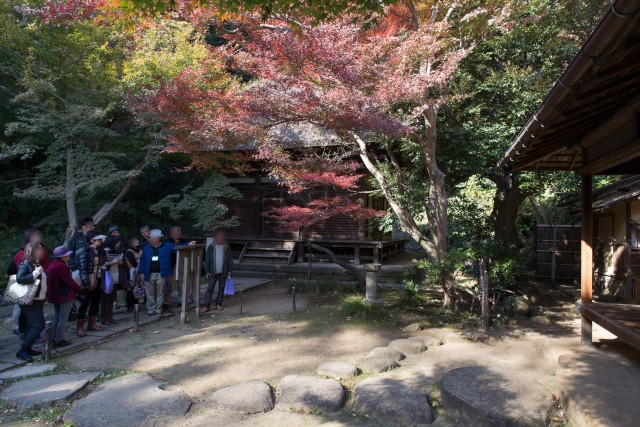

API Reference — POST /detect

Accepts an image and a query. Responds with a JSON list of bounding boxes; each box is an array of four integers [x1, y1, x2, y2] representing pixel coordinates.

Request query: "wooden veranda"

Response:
[[499, 0, 640, 350]]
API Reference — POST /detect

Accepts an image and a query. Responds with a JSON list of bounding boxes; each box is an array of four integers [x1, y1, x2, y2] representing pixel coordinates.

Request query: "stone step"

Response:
[[441, 366, 555, 427]]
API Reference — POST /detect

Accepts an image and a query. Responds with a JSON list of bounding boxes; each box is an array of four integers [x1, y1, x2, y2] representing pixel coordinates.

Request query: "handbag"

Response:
[[68, 301, 79, 321], [224, 277, 235, 296], [133, 276, 146, 299], [102, 269, 114, 294], [3, 274, 40, 305]]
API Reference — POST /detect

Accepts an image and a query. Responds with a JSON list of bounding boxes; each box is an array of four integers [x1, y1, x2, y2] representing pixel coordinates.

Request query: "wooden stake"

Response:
[[292, 286, 297, 312], [240, 290, 244, 314], [180, 257, 188, 326], [134, 303, 140, 332], [194, 255, 201, 320], [43, 320, 52, 362], [479, 260, 489, 333]]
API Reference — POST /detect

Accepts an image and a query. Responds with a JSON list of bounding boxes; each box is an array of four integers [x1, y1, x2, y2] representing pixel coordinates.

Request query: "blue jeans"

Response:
[[53, 301, 73, 343]]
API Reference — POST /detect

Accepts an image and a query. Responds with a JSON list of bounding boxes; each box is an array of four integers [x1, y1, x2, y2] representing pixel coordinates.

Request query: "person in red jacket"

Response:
[[46, 246, 84, 347]]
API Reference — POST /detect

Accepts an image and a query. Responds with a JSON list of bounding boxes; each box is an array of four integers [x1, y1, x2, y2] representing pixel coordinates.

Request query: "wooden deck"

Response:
[[582, 302, 640, 352]]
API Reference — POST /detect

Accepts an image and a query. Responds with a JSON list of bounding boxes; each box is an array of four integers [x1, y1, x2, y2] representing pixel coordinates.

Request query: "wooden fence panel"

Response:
[[536, 225, 581, 283]]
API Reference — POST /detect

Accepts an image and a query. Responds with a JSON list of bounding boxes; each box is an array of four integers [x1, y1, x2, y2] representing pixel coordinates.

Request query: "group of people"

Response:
[[6, 218, 234, 363]]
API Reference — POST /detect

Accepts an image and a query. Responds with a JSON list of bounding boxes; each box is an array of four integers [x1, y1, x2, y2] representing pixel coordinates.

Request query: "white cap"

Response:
[[149, 229, 163, 238], [91, 234, 107, 241]]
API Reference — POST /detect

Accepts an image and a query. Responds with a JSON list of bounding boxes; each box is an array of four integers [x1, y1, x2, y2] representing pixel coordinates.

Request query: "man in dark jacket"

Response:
[[66, 217, 94, 272], [201, 231, 233, 313]]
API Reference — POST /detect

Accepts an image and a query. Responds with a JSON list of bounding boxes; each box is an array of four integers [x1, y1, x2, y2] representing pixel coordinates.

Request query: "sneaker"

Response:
[[216, 305, 224, 311], [155, 310, 163, 317], [54, 340, 72, 347], [146, 311, 155, 316], [188, 297, 196, 305], [200, 306, 209, 313]]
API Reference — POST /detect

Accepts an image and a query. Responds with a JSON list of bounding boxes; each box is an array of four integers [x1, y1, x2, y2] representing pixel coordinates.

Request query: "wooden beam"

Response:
[[579, 140, 640, 174], [581, 174, 594, 346]]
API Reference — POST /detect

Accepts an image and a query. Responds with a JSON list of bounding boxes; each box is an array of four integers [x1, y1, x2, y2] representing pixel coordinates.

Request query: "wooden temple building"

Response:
[[218, 124, 405, 265], [499, 0, 640, 350]]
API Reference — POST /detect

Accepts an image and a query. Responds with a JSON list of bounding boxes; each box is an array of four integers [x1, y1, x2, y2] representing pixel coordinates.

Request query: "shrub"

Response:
[[403, 280, 419, 298], [341, 296, 387, 321]]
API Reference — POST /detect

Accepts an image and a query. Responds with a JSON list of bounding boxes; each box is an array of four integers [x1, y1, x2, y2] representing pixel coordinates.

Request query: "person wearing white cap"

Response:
[[137, 229, 170, 316], [138, 229, 195, 316]]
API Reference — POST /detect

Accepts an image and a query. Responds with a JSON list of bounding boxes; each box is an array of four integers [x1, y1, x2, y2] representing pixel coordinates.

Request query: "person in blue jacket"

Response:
[[138, 229, 195, 316]]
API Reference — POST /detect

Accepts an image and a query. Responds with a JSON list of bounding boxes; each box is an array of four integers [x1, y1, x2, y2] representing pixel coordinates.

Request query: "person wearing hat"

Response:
[[138, 229, 195, 316], [46, 246, 84, 347], [74, 231, 106, 336], [108, 226, 121, 236]]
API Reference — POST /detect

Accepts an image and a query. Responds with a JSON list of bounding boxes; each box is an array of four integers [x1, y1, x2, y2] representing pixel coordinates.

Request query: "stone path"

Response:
[[0, 278, 270, 372], [353, 377, 433, 426], [209, 380, 274, 414], [440, 366, 554, 427], [0, 363, 57, 380], [317, 361, 359, 380], [64, 372, 192, 427], [1, 371, 101, 410], [276, 375, 345, 414]]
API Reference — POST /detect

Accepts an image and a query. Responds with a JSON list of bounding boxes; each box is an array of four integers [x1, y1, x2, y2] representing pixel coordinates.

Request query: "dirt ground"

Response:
[[58, 283, 640, 426]]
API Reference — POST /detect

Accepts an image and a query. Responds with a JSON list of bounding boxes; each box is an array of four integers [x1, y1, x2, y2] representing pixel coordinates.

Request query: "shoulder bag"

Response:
[[3, 274, 40, 305]]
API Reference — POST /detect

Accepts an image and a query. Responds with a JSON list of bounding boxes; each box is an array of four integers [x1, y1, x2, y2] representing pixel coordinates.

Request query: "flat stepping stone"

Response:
[[64, 373, 191, 426], [389, 339, 427, 354], [276, 375, 344, 413], [369, 347, 405, 362], [353, 377, 433, 425], [356, 353, 400, 373], [557, 352, 640, 427], [209, 380, 274, 414], [0, 363, 57, 380], [1, 372, 101, 410], [441, 366, 554, 427], [408, 335, 443, 348], [317, 362, 359, 379]]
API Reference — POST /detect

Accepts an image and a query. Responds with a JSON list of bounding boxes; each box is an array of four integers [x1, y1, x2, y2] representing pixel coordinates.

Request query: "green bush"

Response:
[[403, 280, 419, 298], [341, 296, 387, 321]]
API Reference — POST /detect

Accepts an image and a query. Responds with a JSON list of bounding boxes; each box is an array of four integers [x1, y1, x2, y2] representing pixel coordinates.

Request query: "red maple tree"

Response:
[[142, 2, 509, 303]]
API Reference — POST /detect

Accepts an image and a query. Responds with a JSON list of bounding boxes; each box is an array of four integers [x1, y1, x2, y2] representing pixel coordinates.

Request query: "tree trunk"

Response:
[[92, 163, 143, 225], [422, 107, 455, 309], [528, 195, 548, 225], [490, 172, 529, 251], [65, 143, 78, 233]]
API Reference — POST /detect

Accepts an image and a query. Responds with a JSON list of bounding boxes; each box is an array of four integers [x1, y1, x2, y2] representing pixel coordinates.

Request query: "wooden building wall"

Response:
[[224, 178, 390, 241], [594, 200, 640, 302]]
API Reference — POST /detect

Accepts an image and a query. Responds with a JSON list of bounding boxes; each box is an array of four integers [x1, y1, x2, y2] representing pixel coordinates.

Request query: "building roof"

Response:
[[498, 0, 640, 172], [592, 175, 640, 211]]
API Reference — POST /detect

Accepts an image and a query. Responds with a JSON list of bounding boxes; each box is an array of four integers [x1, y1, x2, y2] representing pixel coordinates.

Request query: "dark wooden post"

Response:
[[240, 290, 244, 314], [43, 320, 53, 362], [581, 174, 593, 345], [551, 220, 558, 287], [134, 303, 140, 332], [625, 202, 633, 302], [479, 260, 489, 333], [292, 286, 296, 312]]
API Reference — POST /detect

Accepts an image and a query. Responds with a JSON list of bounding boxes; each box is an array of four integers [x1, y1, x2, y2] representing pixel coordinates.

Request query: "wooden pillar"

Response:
[[626, 202, 633, 302], [581, 174, 593, 346]]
